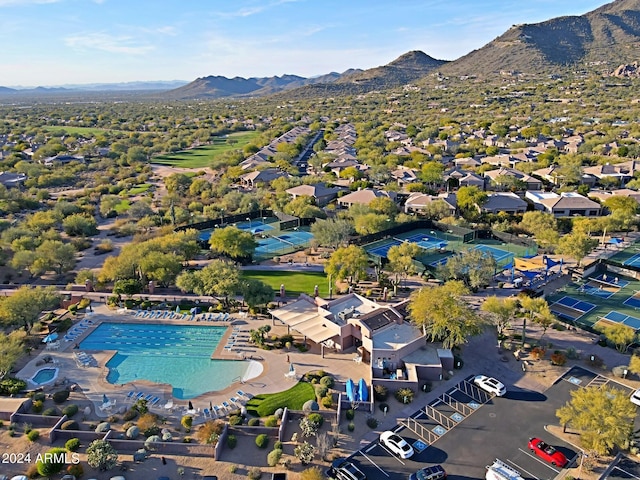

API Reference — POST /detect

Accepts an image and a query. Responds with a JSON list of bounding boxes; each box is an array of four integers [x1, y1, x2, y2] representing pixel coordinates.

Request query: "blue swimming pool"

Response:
[[31, 367, 58, 385], [79, 322, 251, 399]]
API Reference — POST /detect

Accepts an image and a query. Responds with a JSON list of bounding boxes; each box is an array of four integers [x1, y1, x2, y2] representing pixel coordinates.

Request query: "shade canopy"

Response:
[[42, 333, 58, 343]]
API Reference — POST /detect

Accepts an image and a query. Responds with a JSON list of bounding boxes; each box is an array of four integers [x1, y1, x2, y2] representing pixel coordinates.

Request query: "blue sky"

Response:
[[1, 0, 607, 87]]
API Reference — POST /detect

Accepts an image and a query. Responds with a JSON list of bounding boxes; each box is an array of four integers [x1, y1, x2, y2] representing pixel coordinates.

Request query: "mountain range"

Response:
[[1, 0, 639, 99]]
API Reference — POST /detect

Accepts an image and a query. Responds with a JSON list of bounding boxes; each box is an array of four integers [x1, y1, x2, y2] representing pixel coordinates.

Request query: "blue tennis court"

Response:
[[365, 239, 403, 258], [429, 254, 455, 268], [473, 245, 512, 262], [591, 273, 629, 289], [366, 234, 447, 259], [277, 231, 314, 245], [623, 252, 640, 268], [549, 296, 596, 321], [623, 293, 640, 309], [235, 219, 276, 235], [577, 282, 616, 299], [600, 311, 640, 330]]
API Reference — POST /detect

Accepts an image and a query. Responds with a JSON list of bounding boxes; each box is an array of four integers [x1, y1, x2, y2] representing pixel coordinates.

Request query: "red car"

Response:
[[528, 437, 568, 467]]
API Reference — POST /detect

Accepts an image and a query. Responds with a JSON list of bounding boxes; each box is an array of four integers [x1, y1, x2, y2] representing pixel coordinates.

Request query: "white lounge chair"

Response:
[[164, 399, 174, 410]]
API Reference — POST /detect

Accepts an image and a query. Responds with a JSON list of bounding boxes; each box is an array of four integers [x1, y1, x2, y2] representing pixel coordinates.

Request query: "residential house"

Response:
[[336, 189, 397, 209], [0, 171, 27, 188], [443, 167, 484, 189], [531, 165, 598, 188], [240, 168, 290, 188], [525, 191, 601, 217], [483, 167, 542, 191], [390, 166, 419, 187], [285, 183, 343, 207], [583, 160, 640, 184], [404, 192, 457, 215], [480, 192, 528, 214], [41, 154, 85, 167], [588, 189, 640, 206]]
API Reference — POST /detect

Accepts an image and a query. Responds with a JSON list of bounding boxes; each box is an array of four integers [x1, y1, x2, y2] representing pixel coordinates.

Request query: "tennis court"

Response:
[[234, 219, 276, 235], [549, 296, 597, 322], [622, 252, 640, 268], [254, 231, 314, 258], [597, 311, 640, 330], [365, 234, 448, 259], [623, 291, 640, 309], [472, 244, 513, 263], [591, 273, 629, 288]]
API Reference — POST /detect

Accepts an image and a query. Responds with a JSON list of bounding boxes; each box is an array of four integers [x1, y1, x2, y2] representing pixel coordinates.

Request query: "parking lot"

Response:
[[347, 367, 634, 480]]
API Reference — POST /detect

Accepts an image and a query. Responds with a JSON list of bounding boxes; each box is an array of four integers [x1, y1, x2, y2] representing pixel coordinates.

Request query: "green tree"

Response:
[[408, 281, 486, 349], [164, 173, 192, 195], [420, 161, 445, 187], [309, 218, 354, 250], [480, 296, 519, 338], [176, 260, 240, 306], [138, 251, 183, 287], [597, 323, 637, 353], [300, 466, 324, 480], [556, 232, 598, 266], [354, 213, 392, 235], [242, 279, 274, 312], [324, 245, 369, 285], [387, 242, 421, 291], [86, 439, 119, 471], [62, 213, 98, 237], [0, 330, 26, 380], [518, 296, 548, 348], [369, 196, 398, 216], [0, 286, 60, 333], [603, 196, 638, 215], [456, 186, 487, 218], [519, 211, 559, 249], [209, 226, 257, 261], [422, 200, 453, 220], [628, 355, 640, 376], [437, 249, 497, 291], [33, 240, 76, 276], [556, 386, 635, 455], [113, 279, 142, 297]]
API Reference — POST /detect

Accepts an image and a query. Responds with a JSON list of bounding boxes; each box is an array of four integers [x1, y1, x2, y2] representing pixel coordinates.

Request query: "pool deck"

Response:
[[17, 303, 369, 422]]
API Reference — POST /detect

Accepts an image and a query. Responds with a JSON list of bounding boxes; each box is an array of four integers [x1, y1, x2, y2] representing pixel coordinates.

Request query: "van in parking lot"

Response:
[[326, 458, 366, 480], [486, 459, 524, 480]]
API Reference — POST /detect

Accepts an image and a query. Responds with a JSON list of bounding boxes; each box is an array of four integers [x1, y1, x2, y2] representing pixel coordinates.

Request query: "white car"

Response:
[[474, 375, 506, 396], [630, 388, 640, 406], [380, 430, 415, 459]]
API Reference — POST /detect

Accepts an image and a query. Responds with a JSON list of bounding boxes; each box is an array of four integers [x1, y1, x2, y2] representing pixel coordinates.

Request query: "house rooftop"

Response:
[[373, 323, 423, 350]]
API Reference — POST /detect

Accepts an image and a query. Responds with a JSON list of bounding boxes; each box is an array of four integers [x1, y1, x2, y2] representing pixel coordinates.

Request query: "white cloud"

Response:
[[64, 32, 154, 55], [217, 0, 301, 18]]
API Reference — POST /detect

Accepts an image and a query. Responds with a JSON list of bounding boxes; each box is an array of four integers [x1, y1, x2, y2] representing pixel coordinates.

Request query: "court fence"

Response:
[[175, 209, 276, 233], [488, 230, 538, 250]]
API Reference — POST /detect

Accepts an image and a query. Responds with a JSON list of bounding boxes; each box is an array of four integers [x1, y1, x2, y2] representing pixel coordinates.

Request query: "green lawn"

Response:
[[151, 131, 260, 168], [113, 199, 131, 214], [245, 382, 316, 417], [242, 270, 329, 298], [126, 183, 153, 195]]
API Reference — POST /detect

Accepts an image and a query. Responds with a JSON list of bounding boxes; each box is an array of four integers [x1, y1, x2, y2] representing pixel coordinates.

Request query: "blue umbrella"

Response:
[[102, 394, 109, 404], [289, 362, 295, 372], [358, 379, 368, 402], [42, 332, 58, 343], [345, 379, 355, 402]]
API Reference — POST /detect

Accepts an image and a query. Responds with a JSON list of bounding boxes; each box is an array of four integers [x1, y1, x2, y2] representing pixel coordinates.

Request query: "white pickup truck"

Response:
[[486, 459, 525, 480]]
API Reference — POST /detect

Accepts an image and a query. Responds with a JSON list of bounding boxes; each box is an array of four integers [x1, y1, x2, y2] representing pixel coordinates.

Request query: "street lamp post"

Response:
[[220, 208, 225, 226], [578, 451, 588, 480]]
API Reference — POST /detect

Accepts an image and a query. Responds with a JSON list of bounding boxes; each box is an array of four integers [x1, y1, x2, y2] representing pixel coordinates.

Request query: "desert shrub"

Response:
[[32, 400, 44, 413], [52, 389, 70, 404], [395, 388, 414, 404], [319, 375, 334, 387], [0, 378, 26, 395], [379, 402, 389, 412], [308, 412, 324, 427], [42, 407, 59, 416], [126, 425, 140, 439], [33, 392, 46, 402], [274, 440, 283, 450], [36, 447, 67, 476], [229, 464, 238, 473], [26, 463, 39, 479], [181, 415, 193, 431], [60, 420, 79, 430], [95, 422, 110, 433], [196, 420, 225, 445], [229, 415, 243, 426], [345, 409, 355, 420], [264, 416, 278, 427], [374, 384, 388, 401], [67, 463, 84, 477], [123, 408, 138, 421], [321, 394, 333, 408], [274, 408, 284, 419], [248, 417, 260, 426], [267, 448, 283, 467], [551, 351, 567, 366], [315, 384, 328, 398], [301, 466, 324, 480], [347, 422, 355, 431], [530, 346, 546, 360], [62, 404, 79, 417], [255, 433, 269, 449], [27, 429, 40, 442], [138, 413, 160, 437], [566, 346, 579, 360], [227, 434, 237, 449], [248, 467, 263, 480], [65, 438, 81, 452], [366, 416, 378, 428]]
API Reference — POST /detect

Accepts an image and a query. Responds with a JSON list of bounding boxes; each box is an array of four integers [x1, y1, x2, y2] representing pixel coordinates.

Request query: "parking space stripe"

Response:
[[360, 451, 391, 477], [518, 448, 561, 472], [378, 443, 406, 465], [506, 458, 542, 480]]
